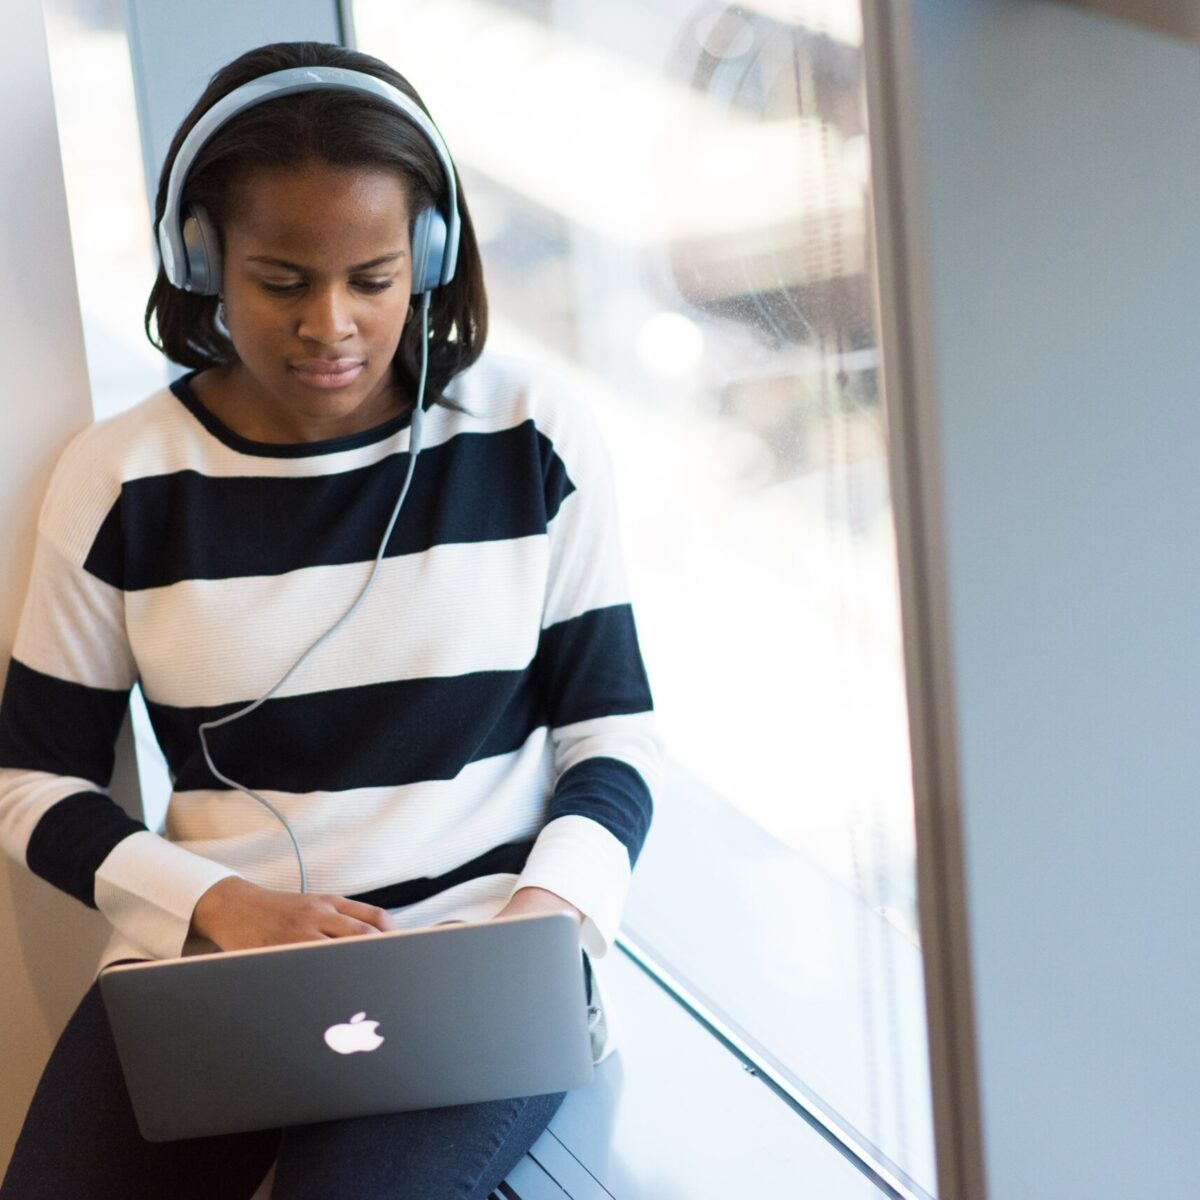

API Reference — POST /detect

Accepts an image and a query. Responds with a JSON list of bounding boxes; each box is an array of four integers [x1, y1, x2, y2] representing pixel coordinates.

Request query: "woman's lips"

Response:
[[290, 360, 363, 389]]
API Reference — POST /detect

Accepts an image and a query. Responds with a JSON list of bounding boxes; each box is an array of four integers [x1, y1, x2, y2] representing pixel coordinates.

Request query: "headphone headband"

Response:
[[156, 65, 461, 295]]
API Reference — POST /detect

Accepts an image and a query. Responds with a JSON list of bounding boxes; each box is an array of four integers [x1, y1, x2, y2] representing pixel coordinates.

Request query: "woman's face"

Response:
[[217, 160, 415, 440]]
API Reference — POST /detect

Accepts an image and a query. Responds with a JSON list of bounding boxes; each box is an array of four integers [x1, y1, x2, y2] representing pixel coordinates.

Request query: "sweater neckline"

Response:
[[169, 369, 414, 459]]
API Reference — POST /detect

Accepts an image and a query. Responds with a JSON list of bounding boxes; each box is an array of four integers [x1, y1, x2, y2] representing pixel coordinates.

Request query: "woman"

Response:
[[0, 39, 659, 1199]]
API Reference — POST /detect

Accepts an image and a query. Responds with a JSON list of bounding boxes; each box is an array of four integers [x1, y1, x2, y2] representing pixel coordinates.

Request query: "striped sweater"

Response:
[[0, 353, 660, 974]]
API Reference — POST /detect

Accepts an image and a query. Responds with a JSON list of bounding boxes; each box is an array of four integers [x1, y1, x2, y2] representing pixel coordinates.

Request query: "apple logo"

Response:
[[324, 1011, 385, 1055]]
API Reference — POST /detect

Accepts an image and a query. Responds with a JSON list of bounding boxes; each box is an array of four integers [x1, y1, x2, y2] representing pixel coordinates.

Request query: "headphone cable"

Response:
[[197, 291, 432, 893]]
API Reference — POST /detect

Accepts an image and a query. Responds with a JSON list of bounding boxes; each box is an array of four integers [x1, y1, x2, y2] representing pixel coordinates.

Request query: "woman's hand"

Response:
[[493, 885, 584, 927], [189, 876, 392, 952]]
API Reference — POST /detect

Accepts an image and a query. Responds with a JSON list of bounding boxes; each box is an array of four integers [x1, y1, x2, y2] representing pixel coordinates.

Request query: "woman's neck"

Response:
[[190, 363, 410, 445]]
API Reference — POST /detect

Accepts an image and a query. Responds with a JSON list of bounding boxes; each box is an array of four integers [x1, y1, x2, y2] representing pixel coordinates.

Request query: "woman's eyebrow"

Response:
[[245, 251, 406, 271]]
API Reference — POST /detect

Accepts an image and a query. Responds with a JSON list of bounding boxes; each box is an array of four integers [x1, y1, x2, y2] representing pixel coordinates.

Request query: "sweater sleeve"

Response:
[[0, 435, 237, 960], [516, 399, 662, 958]]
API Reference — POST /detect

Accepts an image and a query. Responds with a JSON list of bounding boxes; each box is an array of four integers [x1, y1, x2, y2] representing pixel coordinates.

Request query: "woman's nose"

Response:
[[297, 285, 356, 343]]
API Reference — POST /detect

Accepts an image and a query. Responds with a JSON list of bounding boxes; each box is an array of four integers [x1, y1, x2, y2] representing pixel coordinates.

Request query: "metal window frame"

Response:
[[859, 2, 989, 1198]]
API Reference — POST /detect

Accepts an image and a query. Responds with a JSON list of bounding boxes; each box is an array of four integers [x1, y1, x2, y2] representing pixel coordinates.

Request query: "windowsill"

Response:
[[617, 758, 937, 1198], [516, 945, 894, 1199]]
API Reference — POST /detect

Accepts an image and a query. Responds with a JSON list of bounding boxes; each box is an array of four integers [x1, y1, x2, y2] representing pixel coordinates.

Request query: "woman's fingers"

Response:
[[201, 887, 392, 949], [311, 896, 391, 939], [326, 919, 384, 939], [333, 897, 392, 931]]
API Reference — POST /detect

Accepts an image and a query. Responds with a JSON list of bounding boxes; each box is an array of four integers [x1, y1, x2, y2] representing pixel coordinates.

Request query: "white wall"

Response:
[[0, 0, 146, 1172], [881, 2, 1200, 1196]]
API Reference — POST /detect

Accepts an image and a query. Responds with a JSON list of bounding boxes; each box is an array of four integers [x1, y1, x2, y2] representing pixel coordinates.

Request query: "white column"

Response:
[[0, 0, 144, 1171], [866, 1, 1200, 1197]]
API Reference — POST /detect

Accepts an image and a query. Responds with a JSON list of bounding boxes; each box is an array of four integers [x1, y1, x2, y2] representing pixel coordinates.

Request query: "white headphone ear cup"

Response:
[[182, 202, 222, 295], [410, 207, 447, 295]]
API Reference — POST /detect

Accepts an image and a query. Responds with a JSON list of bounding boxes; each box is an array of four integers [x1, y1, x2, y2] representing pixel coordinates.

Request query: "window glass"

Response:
[[354, 1, 933, 1191], [44, 0, 168, 420]]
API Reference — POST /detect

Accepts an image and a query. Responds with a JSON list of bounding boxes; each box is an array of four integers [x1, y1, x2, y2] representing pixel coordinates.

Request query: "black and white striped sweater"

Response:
[[0, 353, 659, 972]]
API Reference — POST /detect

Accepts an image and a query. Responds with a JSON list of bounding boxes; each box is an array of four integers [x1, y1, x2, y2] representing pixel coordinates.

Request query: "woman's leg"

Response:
[[269, 1090, 566, 1200], [0, 977, 280, 1200]]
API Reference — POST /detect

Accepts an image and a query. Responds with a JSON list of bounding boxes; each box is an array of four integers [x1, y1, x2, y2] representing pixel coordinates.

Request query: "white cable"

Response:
[[198, 292, 432, 892]]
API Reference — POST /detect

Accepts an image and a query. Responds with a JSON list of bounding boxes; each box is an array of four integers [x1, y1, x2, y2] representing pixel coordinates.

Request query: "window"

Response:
[[44, 0, 167, 420], [353, 1, 934, 1194]]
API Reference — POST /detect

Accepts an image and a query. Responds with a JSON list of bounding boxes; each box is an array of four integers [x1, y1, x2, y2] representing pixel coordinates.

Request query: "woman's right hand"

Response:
[[189, 876, 392, 952]]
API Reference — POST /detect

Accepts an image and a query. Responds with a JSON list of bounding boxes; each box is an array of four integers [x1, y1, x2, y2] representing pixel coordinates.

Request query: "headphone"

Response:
[[156, 64, 461, 297], [166, 65, 461, 895]]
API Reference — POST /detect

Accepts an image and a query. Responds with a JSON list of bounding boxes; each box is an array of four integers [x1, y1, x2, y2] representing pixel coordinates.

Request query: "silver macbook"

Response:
[[98, 910, 593, 1142]]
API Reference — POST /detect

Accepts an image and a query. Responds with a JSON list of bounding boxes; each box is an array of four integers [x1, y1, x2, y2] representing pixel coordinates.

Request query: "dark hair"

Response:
[[144, 41, 487, 408]]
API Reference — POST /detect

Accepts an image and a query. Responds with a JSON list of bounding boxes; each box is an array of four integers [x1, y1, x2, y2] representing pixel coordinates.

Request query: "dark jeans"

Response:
[[0, 959, 589, 1200]]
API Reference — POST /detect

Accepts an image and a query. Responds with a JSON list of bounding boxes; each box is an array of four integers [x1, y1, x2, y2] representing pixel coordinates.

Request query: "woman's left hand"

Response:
[[493, 885, 584, 927]]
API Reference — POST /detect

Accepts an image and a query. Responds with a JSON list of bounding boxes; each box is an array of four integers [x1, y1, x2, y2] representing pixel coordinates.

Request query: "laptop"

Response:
[[98, 910, 593, 1142]]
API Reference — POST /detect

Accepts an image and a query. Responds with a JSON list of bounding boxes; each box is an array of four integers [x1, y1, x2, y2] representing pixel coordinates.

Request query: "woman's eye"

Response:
[[258, 280, 393, 294]]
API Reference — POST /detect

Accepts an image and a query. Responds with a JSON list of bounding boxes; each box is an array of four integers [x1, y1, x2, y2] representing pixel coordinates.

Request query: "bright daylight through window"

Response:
[[353, 0, 934, 1193]]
